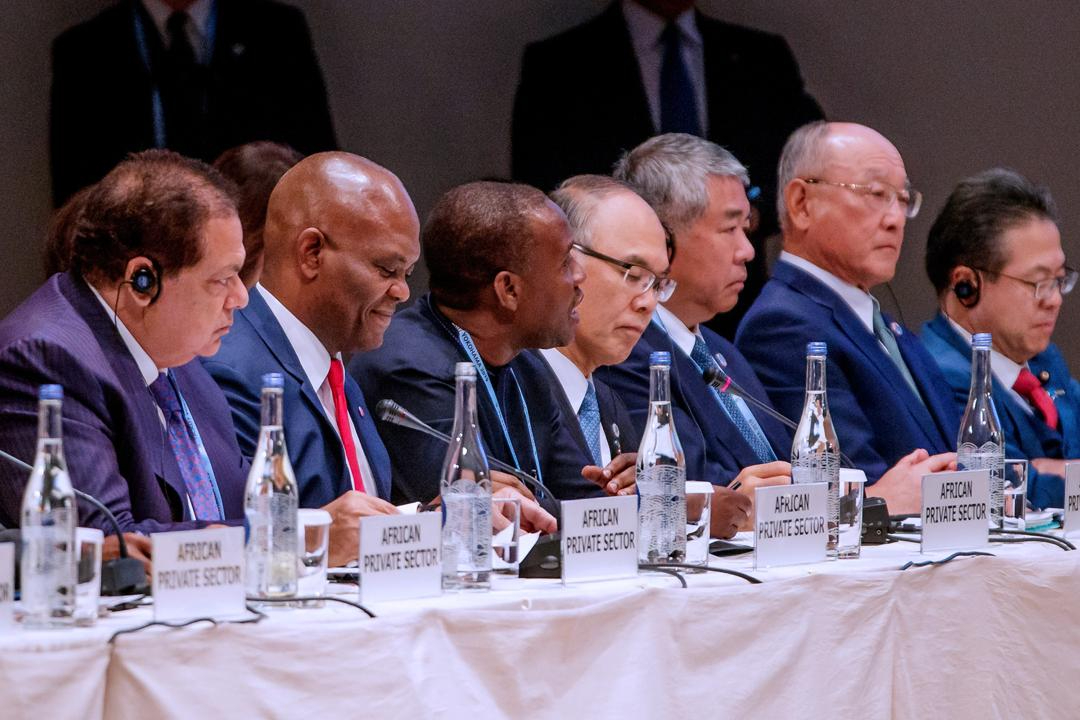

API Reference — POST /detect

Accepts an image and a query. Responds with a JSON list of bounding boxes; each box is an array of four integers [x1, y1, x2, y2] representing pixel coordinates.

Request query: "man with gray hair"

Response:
[[600, 133, 791, 534], [736, 122, 956, 512]]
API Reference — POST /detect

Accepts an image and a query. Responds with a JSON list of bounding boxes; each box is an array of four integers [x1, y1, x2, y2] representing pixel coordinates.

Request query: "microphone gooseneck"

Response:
[[375, 399, 559, 501], [700, 367, 857, 469]]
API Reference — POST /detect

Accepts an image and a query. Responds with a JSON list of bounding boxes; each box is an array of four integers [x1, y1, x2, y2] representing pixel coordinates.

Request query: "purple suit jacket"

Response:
[[0, 273, 247, 532]]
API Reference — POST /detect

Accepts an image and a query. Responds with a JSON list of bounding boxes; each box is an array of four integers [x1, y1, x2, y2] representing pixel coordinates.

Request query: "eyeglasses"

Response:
[[972, 265, 1079, 300], [802, 178, 923, 219], [571, 243, 676, 301]]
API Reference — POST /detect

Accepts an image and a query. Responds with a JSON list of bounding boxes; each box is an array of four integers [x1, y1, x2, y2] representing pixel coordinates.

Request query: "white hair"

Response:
[[613, 133, 748, 233], [775, 121, 831, 231]]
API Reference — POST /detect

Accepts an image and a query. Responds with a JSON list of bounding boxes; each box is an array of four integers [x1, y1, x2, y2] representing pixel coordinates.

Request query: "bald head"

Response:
[[778, 121, 913, 289], [260, 152, 420, 354]]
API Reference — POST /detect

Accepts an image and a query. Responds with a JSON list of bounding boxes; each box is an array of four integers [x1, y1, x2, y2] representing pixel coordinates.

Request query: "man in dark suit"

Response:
[[0, 150, 249, 534], [921, 168, 1080, 509], [511, 0, 824, 336], [204, 152, 414, 565], [50, 0, 336, 205], [350, 181, 622, 510], [545, 173, 764, 538], [736, 122, 956, 511]]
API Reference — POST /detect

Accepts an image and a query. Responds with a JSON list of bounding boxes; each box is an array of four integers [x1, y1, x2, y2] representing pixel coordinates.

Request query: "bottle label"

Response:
[[636, 465, 687, 563], [957, 442, 1004, 527]]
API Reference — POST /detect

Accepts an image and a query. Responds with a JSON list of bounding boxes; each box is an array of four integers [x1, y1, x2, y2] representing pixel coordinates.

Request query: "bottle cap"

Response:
[[648, 351, 671, 366], [806, 341, 827, 356], [38, 384, 63, 401], [261, 372, 284, 389], [454, 361, 477, 378], [972, 333, 992, 349]]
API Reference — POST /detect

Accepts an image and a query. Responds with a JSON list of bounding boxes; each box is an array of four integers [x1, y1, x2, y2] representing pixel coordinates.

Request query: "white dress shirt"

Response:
[[622, 0, 708, 134], [142, 0, 214, 64], [946, 315, 1032, 415], [538, 348, 612, 466], [258, 285, 376, 493]]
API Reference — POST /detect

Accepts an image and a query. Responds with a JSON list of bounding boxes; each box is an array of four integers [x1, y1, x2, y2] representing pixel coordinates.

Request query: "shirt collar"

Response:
[[945, 315, 1027, 389], [257, 284, 333, 390], [538, 348, 591, 413], [654, 303, 699, 357], [88, 281, 161, 386], [622, 0, 701, 54], [780, 251, 877, 335], [141, 0, 213, 46]]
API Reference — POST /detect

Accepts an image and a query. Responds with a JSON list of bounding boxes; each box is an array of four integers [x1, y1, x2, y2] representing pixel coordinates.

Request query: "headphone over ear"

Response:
[[125, 258, 163, 303], [953, 277, 980, 308]]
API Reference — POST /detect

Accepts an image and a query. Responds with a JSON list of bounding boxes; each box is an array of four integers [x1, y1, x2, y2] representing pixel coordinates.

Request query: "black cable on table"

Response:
[[991, 528, 1075, 551], [989, 535, 1071, 551], [887, 534, 921, 544], [246, 595, 377, 618], [899, 551, 996, 571], [638, 565, 687, 588]]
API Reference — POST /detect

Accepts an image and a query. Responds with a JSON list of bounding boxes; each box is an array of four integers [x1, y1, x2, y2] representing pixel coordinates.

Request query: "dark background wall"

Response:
[[3, 1, 1079, 362]]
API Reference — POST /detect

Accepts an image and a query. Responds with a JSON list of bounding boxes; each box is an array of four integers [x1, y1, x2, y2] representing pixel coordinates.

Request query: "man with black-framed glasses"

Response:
[[922, 168, 1080, 509]]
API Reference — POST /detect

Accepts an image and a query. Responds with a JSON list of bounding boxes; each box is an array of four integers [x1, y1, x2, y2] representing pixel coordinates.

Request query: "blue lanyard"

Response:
[[165, 371, 225, 520], [131, 0, 218, 149], [453, 328, 544, 489]]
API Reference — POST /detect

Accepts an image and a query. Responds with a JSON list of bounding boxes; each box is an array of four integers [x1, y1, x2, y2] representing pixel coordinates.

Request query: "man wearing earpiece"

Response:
[[0, 149, 251, 534], [921, 169, 1080, 509]]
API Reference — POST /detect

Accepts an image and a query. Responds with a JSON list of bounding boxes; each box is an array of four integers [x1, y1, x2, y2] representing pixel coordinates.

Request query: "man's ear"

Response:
[[785, 179, 813, 232], [296, 227, 326, 280], [492, 270, 520, 312], [121, 256, 157, 308]]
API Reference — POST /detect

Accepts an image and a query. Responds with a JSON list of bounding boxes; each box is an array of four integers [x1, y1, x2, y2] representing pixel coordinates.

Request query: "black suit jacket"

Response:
[[512, 2, 823, 336], [531, 351, 641, 462], [348, 296, 602, 508], [50, 0, 337, 204]]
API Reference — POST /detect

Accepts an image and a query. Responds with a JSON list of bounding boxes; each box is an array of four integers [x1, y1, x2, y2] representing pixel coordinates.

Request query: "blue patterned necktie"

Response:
[[659, 22, 701, 136], [689, 335, 777, 463], [577, 380, 605, 466], [149, 372, 222, 521]]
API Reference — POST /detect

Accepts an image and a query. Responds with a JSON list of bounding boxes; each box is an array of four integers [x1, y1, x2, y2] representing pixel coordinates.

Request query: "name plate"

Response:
[[358, 513, 441, 603], [921, 469, 990, 552], [0, 543, 12, 627], [561, 495, 638, 583], [152, 527, 245, 622], [753, 482, 828, 568], [1064, 463, 1080, 536]]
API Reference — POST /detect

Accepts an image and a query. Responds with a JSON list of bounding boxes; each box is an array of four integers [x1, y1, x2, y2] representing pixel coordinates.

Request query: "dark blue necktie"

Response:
[[577, 381, 604, 466], [659, 22, 701, 136], [689, 336, 776, 464]]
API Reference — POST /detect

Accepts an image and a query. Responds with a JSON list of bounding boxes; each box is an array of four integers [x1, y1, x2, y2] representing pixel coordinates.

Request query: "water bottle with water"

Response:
[[636, 351, 686, 564], [790, 342, 842, 558], [957, 333, 1004, 529], [245, 373, 299, 599], [440, 362, 492, 590], [20, 384, 77, 628]]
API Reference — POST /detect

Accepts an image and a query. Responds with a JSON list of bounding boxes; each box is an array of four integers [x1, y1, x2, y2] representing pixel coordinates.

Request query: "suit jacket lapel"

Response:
[[534, 352, 593, 461], [773, 261, 945, 445], [606, 1, 660, 137], [342, 376, 392, 501], [61, 274, 188, 512]]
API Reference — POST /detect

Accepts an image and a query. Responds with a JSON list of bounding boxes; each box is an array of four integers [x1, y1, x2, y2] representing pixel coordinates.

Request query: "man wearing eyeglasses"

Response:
[[921, 168, 1079, 509], [736, 121, 958, 510]]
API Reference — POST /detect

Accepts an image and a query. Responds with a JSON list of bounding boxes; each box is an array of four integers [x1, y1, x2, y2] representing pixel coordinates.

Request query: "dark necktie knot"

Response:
[[166, 11, 197, 67]]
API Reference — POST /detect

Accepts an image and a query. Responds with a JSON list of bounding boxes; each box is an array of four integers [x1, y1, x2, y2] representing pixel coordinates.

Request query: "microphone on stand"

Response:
[[375, 399, 559, 502], [0, 448, 149, 595], [700, 364, 857, 469]]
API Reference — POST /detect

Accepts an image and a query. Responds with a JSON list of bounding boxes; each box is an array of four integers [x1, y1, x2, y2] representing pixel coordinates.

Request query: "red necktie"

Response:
[[1013, 367, 1059, 430], [327, 359, 367, 493]]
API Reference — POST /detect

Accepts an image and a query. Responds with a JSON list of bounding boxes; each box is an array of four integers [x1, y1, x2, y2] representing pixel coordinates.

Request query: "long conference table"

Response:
[[3, 534, 1078, 720]]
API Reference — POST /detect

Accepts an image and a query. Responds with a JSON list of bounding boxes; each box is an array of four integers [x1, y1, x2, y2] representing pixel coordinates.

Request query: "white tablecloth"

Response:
[[3, 538, 1076, 720]]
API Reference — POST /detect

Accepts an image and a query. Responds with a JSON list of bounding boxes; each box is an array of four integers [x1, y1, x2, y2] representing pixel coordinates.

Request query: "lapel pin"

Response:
[[232, 43, 245, 57], [890, 321, 903, 336], [1038, 370, 1051, 384], [357, 406, 365, 418]]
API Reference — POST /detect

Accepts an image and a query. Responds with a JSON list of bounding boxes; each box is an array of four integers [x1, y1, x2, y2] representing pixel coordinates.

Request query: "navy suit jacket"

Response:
[[598, 318, 791, 485], [348, 296, 602, 507], [50, 0, 336, 204], [921, 313, 1080, 508], [736, 260, 959, 482], [202, 287, 391, 508], [531, 351, 640, 462], [0, 273, 247, 532]]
